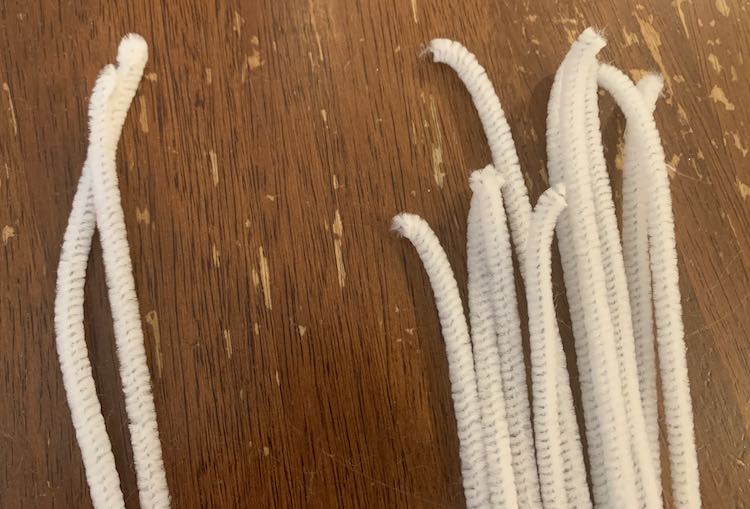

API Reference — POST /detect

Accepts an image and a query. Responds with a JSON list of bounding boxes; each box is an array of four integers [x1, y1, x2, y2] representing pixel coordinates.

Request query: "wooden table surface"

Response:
[[1, 0, 749, 507]]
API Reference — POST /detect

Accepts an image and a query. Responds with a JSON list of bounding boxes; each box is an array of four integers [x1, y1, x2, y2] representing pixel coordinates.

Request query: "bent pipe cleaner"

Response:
[[394, 27, 699, 509], [54, 34, 170, 509]]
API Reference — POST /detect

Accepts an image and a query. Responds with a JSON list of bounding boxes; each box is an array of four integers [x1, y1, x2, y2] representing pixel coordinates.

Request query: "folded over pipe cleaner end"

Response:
[[391, 213, 422, 239], [117, 33, 148, 70], [578, 26, 607, 51], [425, 38, 454, 63]]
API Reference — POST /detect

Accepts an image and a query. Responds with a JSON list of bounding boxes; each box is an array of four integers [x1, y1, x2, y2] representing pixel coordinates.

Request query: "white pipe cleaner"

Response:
[[427, 40, 542, 508], [396, 26, 699, 509], [392, 213, 492, 509], [598, 62, 701, 508], [54, 34, 170, 509]]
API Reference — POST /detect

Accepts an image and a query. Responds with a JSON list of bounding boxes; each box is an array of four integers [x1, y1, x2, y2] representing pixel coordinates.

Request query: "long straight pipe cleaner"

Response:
[[54, 34, 170, 509], [394, 26, 699, 509]]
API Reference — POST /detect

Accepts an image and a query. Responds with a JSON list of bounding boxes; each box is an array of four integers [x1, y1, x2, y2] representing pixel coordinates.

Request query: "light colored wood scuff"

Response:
[[223, 329, 233, 359], [308, 0, 324, 61], [622, 27, 639, 46], [715, 0, 730, 16], [710, 85, 735, 110], [209, 149, 219, 186], [259, 246, 272, 309], [428, 95, 445, 187], [672, 0, 691, 38], [242, 38, 264, 82], [145, 311, 164, 377], [205, 68, 213, 84], [729, 132, 748, 157], [232, 10, 244, 35], [411, 0, 418, 23], [3, 82, 18, 135], [136, 207, 151, 225], [667, 154, 682, 179], [145, 72, 158, 82], [212, 244, 221, 268], [138, 96, 149, 133], [737, 178, 750, 200], [636, 14, 672, 98], [2, 225, 16, 244], [298, 325, 307, 337], [332, 209, 346, 288], [247, 50, 263, 71], [708, 53, 723, 73]]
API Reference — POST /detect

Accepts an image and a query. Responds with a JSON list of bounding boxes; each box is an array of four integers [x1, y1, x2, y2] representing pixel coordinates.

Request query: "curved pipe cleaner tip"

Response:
[[391, 213, 423, 238], [117, 33, 148, 69]]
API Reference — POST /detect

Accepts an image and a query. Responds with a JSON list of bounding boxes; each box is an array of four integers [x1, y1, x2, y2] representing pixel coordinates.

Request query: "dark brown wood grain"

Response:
[[1, 0, 748, 507]]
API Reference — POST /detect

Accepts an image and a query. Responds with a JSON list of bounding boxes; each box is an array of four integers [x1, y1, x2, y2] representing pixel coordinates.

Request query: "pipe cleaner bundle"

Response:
[[54, 35, 170, 509], [394, 28, 700, 508]]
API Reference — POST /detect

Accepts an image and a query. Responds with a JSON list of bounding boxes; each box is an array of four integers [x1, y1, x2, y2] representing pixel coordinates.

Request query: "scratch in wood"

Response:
[[2, 82, 18, 135], [411, 0, 418, 23], [320, 108, 328, 128], [636, 13, 672, 99], [205, 68, 213, 85], [428, 95, 445, 187], [232, 10, 244, 35], [672, 0, 691, 38], [145, 311, 164, 378], [212, 243, 221, 268], [309, 0, 325, 61], [209, 149, 219, 186], [332, 210, 346, 288], [298, 325, 307, 337], [138, 96, 149, 133], [223, 329, 233, 359], [259, 246, 272, 309]]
